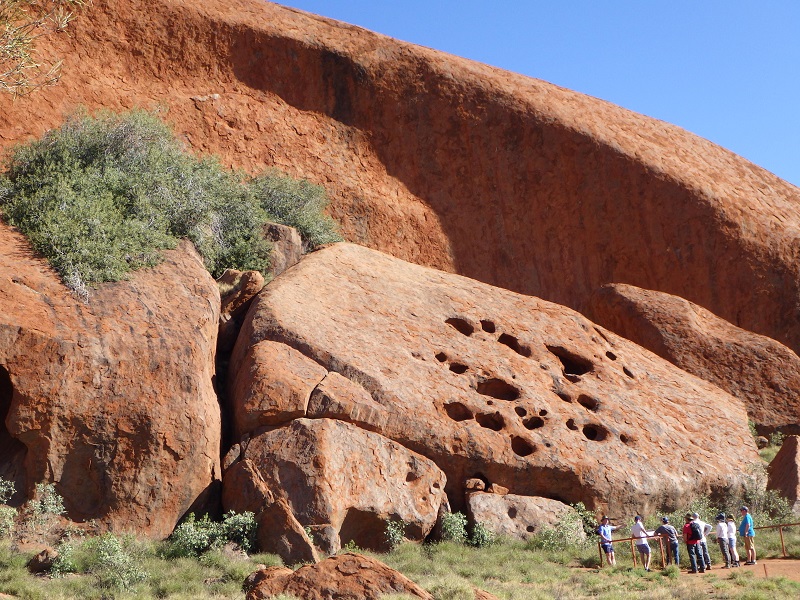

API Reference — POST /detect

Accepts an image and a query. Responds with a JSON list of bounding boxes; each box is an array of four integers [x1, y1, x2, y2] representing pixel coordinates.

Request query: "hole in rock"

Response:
[[498, 333, 532, 357], [406, 471, 419, 482], [566, 419, 578, 431], [449, 363, 468, 374], [508, 507, 518, 519], [605, 351, 617, 361], [555, 390, 572, 403], [582, 424, 609, 442], [623, 366, 635, 378], [546, 345, 593, 376], [514, 406, 527, 417], [446, 318, 474, 337], [475, 378, 520, 401], [577, 395, 599, 412], [444, 402, 473, 422], [620, 434, 632, 445], [433, 481, 441, 489], [476, 412, 505, 431], [480, 320, 496, 333], [539, 409, 548, 416], [545, 442, 552, 448], [435, 352, 447, 362], [526, 525, 535, 533], [511, 436, 535, 457], [523, 416, 545, 430]]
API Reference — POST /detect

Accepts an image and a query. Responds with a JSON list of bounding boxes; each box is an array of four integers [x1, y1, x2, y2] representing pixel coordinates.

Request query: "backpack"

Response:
[[689, 521, 702, 541]]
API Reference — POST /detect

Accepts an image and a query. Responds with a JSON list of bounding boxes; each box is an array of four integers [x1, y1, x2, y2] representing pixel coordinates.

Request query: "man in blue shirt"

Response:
[[597, 516, 621, 566], [739, 506, 756, 565]]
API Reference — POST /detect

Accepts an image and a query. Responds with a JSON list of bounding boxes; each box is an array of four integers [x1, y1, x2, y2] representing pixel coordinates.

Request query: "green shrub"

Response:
[[251, 170, 343, 251], [0, 506, 15, 538], [220, 510, 257, 553], [440, 512, 468, 545], [0, 110, 343, 296], [385, 519, 406, 551], [90, 533, 147, 591], [468, 522, 495, 548], [30, 482, 64, 527], [0, 477, 14, 504], [162, 511, 256, 558]]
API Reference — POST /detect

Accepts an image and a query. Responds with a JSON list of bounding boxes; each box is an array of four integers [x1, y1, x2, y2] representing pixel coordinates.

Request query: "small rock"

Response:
[[26, 547, 58, 573]]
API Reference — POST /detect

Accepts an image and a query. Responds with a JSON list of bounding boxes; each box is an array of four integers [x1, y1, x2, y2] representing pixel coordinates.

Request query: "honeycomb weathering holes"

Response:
[[514, 406, 527, 417], [498, 333, 532, 357], [446, 317, 474, 336], [475, 412, 504, 431], [511, 436, 535, 457], [475, 378, 520, 401], [577, 395, 599, 412], [480, 320, 496, 333], [523, 416, 544, 430], [582, 423, 609, 441], [449, 363, 468, 374], [566, 418, 578, 431], [444, 402, 472, 422], [606, 351, 617, 361], [435, 352, 447, 362], [546, 345, 593, 376]]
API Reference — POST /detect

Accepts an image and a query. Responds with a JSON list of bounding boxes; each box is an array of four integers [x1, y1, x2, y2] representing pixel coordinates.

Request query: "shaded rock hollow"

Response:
[[0, 0, 798, 358]]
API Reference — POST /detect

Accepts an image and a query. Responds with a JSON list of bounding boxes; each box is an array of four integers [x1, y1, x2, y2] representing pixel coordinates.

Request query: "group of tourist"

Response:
[[597, 506, 757, 573]]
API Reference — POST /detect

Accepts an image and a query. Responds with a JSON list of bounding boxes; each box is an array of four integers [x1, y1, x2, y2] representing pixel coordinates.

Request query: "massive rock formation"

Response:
[[0, 222, 220, 538], [767, 436, 800, 514], [229, 243, 758, 515], [1, 0, 798, 357], [586, 283, 800, 435]]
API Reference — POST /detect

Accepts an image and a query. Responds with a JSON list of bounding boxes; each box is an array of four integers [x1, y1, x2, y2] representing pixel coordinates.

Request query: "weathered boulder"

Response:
[[265, 223, 303, 277], [230, 243, 758, 515], [586, 283, 800, 435], [2, 0, 800, 361], [223, 418, 447, 553], [244, 553, 433, 600], [466, 492, 583, 540], [217, 269, 265, 355], [26, 547, 58, 573], [0, 222, 220, 538], [767, 436, 800, 513]]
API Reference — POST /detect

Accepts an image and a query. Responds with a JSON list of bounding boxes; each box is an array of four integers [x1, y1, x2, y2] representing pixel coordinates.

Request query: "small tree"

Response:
[[1, 1, 87, 97]]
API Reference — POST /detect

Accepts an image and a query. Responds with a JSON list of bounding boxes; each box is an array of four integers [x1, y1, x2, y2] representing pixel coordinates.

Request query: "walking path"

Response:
[[729, 559, 800, 582]]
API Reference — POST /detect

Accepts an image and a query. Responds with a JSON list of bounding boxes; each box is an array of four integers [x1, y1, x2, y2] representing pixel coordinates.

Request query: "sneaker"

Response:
[[688, 570, 698, 574], [745, 561, 755, 565], [699, 569, 706, 573]]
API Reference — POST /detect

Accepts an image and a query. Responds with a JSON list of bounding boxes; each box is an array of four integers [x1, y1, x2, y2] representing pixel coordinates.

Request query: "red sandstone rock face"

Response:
[[0, 222, 221, 538], [224, 418, 447, 554], [586, 283, 800, 435], [230, 243, 758, 515], [244, 553, 433, 600], [1, 0, 798, 357], [767, 436, 800, 514], [466, 492, 583, 540]]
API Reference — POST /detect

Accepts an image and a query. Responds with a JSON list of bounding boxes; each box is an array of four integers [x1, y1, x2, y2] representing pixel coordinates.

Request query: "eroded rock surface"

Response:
[[466, 492, 582, 540], [229, 243, 758, 515], [244, 553, 433, 600], [223, 418, 447, 553], [0, 223, 220, 538], [587, 283, 800, 435], [767, 436, 800, 514], [1, 0, 799, 358]]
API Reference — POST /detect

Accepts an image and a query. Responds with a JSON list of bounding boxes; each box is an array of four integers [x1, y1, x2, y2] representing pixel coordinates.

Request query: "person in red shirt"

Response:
[[683, 513, 705, 573]]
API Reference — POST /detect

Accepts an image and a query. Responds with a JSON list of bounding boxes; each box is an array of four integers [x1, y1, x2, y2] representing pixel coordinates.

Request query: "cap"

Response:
[[601, 515, 609, 521], [661, 517, 669, 523], [634, 515, 642, 522], [684, 512, 693, 519], [716, 513, 726, 521], [692, 512, 699, 519], [740, 506, 749, 512]]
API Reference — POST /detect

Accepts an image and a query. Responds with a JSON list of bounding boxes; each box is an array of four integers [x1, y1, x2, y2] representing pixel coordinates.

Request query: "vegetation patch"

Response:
[[0, 109, 342, 298]]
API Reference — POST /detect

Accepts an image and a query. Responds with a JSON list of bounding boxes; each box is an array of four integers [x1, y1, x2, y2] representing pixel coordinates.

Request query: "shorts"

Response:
[[601, 543, 613, 553], [636, 543, 651, 554], [728, 538, 736, 549], [744, 536, 755, 551]]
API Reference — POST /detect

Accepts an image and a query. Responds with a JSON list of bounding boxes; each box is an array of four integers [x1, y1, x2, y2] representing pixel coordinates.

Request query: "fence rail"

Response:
[[598, 521, 800, 567]]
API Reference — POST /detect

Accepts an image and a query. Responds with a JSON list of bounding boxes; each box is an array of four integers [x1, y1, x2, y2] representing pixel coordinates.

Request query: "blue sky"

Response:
[[278, 1, 800, 188]]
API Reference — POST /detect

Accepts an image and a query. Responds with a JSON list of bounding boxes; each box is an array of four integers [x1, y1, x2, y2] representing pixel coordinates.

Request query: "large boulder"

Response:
[[2, 0, 800, 359], [244, 553, 433, 600], [586, 283, 800, 435], [466, 492, 583, 540], [767, 436, 800, 514], [0, 223, 220, 538], [229, 243, 758, 515], [223, 418, 447, 553]]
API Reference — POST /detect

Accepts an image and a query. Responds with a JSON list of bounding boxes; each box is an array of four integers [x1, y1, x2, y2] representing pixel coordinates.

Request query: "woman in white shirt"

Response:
[[726, 514, 740, 567], [715, 513, 732, 568], [631, 515, 654, 571]]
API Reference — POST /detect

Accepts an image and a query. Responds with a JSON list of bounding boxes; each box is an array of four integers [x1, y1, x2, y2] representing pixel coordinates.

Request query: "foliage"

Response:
[[570, 501, 599, 538], [0, 506, 15, 538], [440, 511, 468, 545], [30, 482, 64, 526], [162, 511, 256, 559], [251, 169, 343, 251], [0, 1, 87, 97], [769, 431, 785, 447], [468, 521, 495, 548], [0, 477, 14, 504], [528, 507, 591, 553], [385, 519, 406, 551]]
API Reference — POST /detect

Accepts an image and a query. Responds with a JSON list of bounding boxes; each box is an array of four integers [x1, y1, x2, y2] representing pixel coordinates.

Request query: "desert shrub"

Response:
[[162, 511, 256, 558], [468, 522, 495, 548], [51, 533, 146, 590], [440, 512, 468, 545], [527, 508, 590, 553], [0, 110, 316, 294], [385, 519, 406, 551], [29, 481, 64, 528], [0, 506, 15, 538], [251, 169, 343, 251], [0, 477, 14, 504]]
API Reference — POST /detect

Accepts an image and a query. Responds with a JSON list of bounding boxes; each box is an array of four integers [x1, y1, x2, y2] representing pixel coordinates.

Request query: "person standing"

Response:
[[739, 506, 756, 565], [597, 516, 621, 566], [693, 512, 712, 570], [683, 513, 705, 573], [714, 513, 732, 568], [654, 516, 680, 567], [726, 514, 740, 567], [631, 515, 654, 571]]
